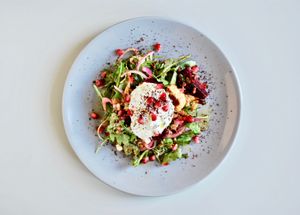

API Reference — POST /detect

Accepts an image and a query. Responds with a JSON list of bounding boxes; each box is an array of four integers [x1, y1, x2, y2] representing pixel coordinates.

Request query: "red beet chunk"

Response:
[[191, 79, 208, 99], [180, 66, 208, 99]]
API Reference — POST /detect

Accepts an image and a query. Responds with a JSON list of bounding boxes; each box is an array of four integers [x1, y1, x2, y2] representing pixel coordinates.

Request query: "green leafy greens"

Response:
[[91, 46, 209, 166]]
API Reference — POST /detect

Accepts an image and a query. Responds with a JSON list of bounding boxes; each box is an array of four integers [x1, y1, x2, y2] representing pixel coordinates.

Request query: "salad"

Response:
[[90, 43, 209, 166]]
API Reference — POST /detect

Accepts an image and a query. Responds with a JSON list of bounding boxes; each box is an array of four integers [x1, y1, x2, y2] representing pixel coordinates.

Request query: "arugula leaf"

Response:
[[116, 134, 130, 145], [123, 143, 139, 157], [160, 59, 175, 75], [176, 131, 194, 145], [93, 84, 103, 99], [112, 91, 122, 99], [170, 71, 177, 85], [182, 153, 188, 159], [111, 61, 126, 87], [161, 138, 173, 148], [183, 106, 197, 116], [157, 78, 169, 86], [108, 133, 116, 142], [132, 150, 148, 166], [129, 134, 137, 142], [153, 56, 191, 86], [162, 148, 182, 163], [153, 145, 168, 161], [179, 60, 196, 69], [106, 113, 137, 145], [106, 113, 118, 125], [186, 122, 201, 134]]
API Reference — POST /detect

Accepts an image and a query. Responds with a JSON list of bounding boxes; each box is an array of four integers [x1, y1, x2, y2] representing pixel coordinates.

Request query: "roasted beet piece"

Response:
[[178, 66, 208, 99], [182, 66, 195, 80], [187, 79, 208, 99]]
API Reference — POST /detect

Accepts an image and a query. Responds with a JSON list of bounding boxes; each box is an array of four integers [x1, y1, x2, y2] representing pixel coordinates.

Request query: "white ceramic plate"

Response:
[[62, 17, 241, 196]]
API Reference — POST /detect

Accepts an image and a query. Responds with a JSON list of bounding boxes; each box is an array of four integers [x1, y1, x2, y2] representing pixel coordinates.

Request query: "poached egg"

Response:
[[129, 83, 174, 143]]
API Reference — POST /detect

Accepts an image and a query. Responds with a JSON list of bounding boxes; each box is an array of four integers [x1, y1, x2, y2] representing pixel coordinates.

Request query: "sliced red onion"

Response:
[[102, 97, 112, 111], [143, 140, 156, 150], [113, 85, 124, 94], [136, 51, 154, 70], [173, 118, 185, 126], [192, 118, 203, 122], [165, 126, 186, 138], [141, 66, 153, 77], [117, 48, 139, 60]]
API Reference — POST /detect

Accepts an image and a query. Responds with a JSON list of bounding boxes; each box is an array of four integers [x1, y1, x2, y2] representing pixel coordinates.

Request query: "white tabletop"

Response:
[[1, 0, 299, 214]]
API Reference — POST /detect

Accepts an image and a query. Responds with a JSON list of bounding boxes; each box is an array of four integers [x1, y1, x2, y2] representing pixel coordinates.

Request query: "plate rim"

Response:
[[62, 16, 242, 196]]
